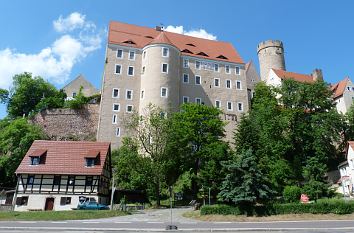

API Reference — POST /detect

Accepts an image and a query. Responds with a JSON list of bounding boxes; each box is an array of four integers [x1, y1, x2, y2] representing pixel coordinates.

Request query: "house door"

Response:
[[45, 198, 55, 211]]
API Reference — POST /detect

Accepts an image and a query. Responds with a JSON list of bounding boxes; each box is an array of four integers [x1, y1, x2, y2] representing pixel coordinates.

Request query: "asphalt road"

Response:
[[1, 208, 354, 232]]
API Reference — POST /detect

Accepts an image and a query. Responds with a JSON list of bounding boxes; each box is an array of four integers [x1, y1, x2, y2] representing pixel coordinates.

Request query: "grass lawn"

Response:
[[183, 210, 354, 222], [0, 210, 127, 221]]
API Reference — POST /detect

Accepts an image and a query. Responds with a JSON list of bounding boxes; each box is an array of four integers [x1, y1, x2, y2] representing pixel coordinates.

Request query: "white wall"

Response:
[[266, 69, 282, 87]]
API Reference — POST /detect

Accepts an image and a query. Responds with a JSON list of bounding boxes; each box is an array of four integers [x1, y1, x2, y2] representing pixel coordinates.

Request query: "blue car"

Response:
[[77, 201, 109, 210]]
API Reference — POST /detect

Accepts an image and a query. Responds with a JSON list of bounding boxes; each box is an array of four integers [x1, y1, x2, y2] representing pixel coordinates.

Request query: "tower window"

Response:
[[162, 47, 169, 57], [225, 65, 230, 74], [235, 66, 240, 75], [214, 64, 219, 72], [113, 103, 120, 112], [214, 78, 220, 87], [183, 59, 189, 68], [215, 100, 221, 108], [227, 101, 233, 111], [183, 96, 189, 103], [126, 90, 133, 100], [196, 61, 201, 70], [112, 88, 119, 98], [183, 74, 189, 83], [141, 90, 145, 99], [161, 87, 168, 97], [195, 98, 202, 104], [117, 49, 123, 59], [238, 102, 244, 112], [128, 66, 134, 76], [112, 114, 117, 124], [126, 105, 133, 113], [162, 63, 168, 73], [226, 80, 231, 89], [236, 81, 242, 90], [115, 128, 121, 137], [143, 51, 146, 59]]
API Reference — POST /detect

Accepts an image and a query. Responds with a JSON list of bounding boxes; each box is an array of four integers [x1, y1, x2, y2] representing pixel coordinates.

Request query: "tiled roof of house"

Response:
[[148, 31, 175, 47], [272, 69, 315, 83], [16, 140, 111, 175], [331, 77, 350, 99], [108, 21, 244, 64]]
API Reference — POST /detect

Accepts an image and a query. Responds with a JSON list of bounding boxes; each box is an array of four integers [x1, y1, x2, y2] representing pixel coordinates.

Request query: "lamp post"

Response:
[[165, 186, 177, 230], [110, 169, 115, 210]]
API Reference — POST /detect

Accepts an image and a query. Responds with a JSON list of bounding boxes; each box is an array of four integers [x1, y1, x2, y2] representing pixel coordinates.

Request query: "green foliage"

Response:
[[65, 86, 90, 109], [283, 185, 301, 203], [0, 118, 46, 187], [6, 72, 65, 117], [0, 88, 9, 104], [218, 149, 274, 207], [201, 200, 354, 216]]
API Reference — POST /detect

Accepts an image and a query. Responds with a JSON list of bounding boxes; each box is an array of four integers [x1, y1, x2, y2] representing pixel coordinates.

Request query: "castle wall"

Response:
[[30, 104, 99, 141]]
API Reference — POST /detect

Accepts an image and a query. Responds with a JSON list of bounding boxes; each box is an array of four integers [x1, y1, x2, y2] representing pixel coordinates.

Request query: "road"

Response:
[[1, 208, 354, 232]]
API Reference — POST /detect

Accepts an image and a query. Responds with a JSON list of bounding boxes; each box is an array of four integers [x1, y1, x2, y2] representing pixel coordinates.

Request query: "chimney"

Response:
[[155, 26, 163, 31], [312, 69, 323, 82]]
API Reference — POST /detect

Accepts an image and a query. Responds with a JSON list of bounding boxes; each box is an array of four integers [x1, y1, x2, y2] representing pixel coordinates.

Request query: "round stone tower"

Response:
[[139, 31, 180, 114], [257, 40, 286, 81]]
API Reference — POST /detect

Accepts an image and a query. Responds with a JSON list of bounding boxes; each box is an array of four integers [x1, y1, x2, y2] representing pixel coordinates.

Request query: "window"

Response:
[[183, 96, 189, 103], [162, 63, 168, 73], [126, 105, 133, 113], [112, 114, 117, 124], [30, 156, 40, 165], [112, 88, 119, 98], [27, 175, 34, 185], [225, 65, 230, 74], [86, 158, 95, 167], [16, 196, 28, 206], [53, 175, 61, 185], [142, 66, 145, 74], [72, 92, 77, 98], [162, 47, 169, 57], [183, 74, 189, 83], [236, 81, 242, 90], [215, 100, 221, 108], [68, 176, 75, 185], [195, 61, 201, 69], [126, 90, 133, 100], [117, 49, 123, 58], [227, 101, 233, 111], [141, 90, 145, 99], [352, 87, 354, 91], [214, 78, 220, 87], [115, 127, 120, 137], [143, 51, 146, 59], [60, 197, 71, 205], [195, 98, 202, 104], [183, 59, 189, 68], [161, 87, 168, 97], [85, 176, 93, 186], [129, 50, 135, 60], [238, 102, 244, 112], [113, 103, 120, 112], [115, 64, 122, 74], [235, 66, 240, 75], [127, 66, 134, 76], [214, 64, 219, 72], [195, 75, 201, 85], [226, 80, 231, 89]]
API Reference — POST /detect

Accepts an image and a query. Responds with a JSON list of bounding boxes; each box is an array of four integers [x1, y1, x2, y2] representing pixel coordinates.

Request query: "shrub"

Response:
[[283, 185, 301, 203], [201, 205, 241, 215]]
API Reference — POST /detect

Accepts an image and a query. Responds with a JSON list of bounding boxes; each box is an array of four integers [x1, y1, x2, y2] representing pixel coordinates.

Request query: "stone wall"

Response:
[[30, 104, 99, 141]]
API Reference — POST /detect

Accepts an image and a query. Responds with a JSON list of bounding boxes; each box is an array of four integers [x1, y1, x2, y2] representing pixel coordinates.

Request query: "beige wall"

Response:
[[335, 79, 354, 114], [63, 75, 99, 99]]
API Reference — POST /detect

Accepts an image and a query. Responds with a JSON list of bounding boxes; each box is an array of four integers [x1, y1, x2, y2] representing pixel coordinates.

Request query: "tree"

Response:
[[218, 149, 274, 210], [168, 103, 227, 198], [0, 118, 46, 187], [5, 72, 65, 117], [0, 89, 9, 104]]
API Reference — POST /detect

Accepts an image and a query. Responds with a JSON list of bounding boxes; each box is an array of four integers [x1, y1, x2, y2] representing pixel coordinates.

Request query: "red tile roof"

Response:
[[331, 77, 350, 99], [108, 21, 244, 64], [16, 140, 111, 175], [272, 69, 315, 83], [148, 31, 174, 47]]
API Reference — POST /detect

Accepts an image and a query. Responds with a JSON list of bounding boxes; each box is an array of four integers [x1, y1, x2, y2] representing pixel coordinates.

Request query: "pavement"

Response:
[[1, 207, 354, 232]]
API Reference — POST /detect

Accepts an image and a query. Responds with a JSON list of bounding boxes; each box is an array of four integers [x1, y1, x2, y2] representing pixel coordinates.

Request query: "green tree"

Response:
[[0, 118, 46, 187], [218, 149, 274, 209], [0, 89, 9, 104], [5, 72, 65, 117]]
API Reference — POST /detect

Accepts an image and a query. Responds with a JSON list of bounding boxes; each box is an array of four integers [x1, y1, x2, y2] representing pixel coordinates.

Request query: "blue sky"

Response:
[[1, 0, 354, 118]]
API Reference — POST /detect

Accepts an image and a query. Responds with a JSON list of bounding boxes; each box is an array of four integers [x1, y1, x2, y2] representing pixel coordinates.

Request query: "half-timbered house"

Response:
[[14, 140, 111, 211]]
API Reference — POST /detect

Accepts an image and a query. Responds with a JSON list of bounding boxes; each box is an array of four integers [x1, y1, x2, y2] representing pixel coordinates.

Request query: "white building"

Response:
[[338, 141, 354, 197], [14, 140, 111, 211], [331, 77, 354, 114]]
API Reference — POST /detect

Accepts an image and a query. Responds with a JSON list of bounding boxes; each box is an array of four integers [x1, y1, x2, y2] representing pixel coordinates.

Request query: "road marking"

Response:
[[213, 221, 232, 224], [114, 221, 132, 224], [18, 221, 37, 223], [82, 221, 100, 224], [51, 221, 67, 223], [147, 221, 164, 224]]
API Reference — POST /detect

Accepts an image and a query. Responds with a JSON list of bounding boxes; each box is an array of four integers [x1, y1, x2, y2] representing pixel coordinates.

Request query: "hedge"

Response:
[[200, 200, 354, 216]]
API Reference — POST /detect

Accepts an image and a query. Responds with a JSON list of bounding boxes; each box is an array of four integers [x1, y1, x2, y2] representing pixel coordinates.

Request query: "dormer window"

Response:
[[85, 150, 100, 167], [217, 55, 228, 60], [197, 52, 208, 57], [181, 49, 193, 54], [123, 40, 136, 45], [29, 149, 47, 165], [186, 43, 196, 47]]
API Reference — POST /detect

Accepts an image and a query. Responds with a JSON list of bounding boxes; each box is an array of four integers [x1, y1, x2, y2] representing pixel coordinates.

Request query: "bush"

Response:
[[283, 185, 301, 203], [201, 199, 354, 216]]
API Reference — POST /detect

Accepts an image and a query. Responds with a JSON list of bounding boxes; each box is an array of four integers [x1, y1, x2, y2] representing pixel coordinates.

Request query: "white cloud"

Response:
[[165, 25, 217, 40], [0, 12, 103, 89]]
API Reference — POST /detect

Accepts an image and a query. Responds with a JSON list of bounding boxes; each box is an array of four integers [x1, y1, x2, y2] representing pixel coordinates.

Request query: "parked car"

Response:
[[77, 201, 109, 210]]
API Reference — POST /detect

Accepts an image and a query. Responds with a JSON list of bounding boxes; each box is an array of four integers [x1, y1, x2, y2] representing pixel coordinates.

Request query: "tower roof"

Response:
[[108, 21, 244, 64], [147, 31, 175, 47], [331, 77, 350, 99], [272, 69, 314, 83]]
